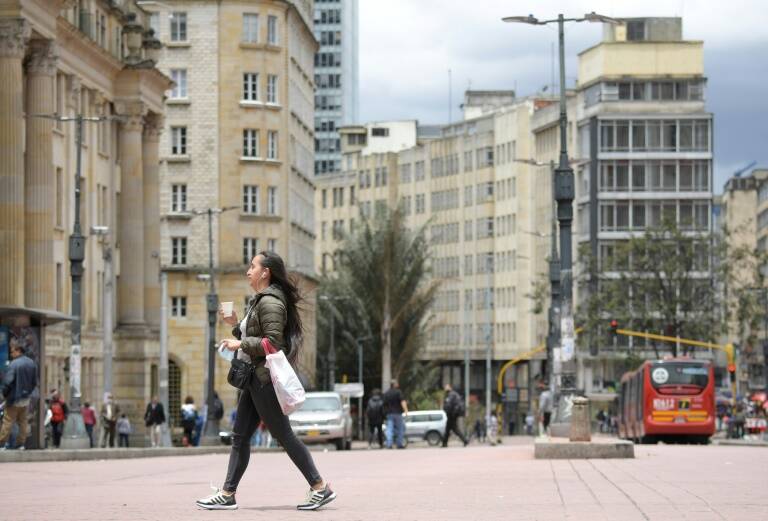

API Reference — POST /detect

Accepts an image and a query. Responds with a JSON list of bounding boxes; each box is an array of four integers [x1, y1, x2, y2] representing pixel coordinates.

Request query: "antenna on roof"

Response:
[[733, 160, 757, 178]]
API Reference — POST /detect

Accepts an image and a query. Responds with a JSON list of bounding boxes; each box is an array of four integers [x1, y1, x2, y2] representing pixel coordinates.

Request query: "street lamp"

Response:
[[190, 205, 238, 445], [355, 335, 374, 439], [503, 12, 618, 417], [319, 295, 351, 390]]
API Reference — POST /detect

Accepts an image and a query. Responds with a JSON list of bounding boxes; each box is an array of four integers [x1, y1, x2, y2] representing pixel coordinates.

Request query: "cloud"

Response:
[[358, 0, 768, 192]]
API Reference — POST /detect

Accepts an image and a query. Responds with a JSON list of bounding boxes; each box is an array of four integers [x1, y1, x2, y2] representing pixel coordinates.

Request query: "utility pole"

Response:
[[159, 270, 172, 446], [319, 295, 351, 391], [193, 205, 237, 446]]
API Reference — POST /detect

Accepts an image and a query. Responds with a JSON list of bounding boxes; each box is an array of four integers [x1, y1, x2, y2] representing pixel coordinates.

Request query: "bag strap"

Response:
[[261, 337, 277, 355]]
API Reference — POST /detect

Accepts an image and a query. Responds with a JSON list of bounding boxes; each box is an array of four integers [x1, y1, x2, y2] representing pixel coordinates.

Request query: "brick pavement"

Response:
[[2, 439, 766, 521]]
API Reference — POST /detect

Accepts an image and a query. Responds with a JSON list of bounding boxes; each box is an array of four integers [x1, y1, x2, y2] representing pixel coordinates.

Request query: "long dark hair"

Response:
[[258, 250, 303, 363]]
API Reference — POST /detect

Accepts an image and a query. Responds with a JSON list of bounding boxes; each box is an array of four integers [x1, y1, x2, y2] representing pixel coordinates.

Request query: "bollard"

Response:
[[569, 397, 591, 442]]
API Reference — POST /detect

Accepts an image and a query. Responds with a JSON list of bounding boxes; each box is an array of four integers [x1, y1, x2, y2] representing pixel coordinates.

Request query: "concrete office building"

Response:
[[316, 93, 555, 429], [313, 0, 359, 175], [144, 0, 318, 425]]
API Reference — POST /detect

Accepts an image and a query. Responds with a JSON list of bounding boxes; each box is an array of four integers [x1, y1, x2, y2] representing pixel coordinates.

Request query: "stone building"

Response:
[[0, 0, 170, 446], [143, 0, 318, 424]]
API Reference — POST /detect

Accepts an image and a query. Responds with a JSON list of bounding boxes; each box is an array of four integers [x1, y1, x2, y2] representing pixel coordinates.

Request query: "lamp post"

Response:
[[503, 11, 618, 423], [191, 205, 238, 445]]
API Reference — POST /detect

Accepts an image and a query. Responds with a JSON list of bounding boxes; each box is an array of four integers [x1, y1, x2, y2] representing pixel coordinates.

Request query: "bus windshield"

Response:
[[650, 362, 709, 389]]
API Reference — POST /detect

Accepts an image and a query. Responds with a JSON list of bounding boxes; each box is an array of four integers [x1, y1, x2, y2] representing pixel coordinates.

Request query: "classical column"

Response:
[[116, 102, 146, 326], [143, 113, 162, 327], [24, 39, 58, 310], [0, 18, 30, 307]]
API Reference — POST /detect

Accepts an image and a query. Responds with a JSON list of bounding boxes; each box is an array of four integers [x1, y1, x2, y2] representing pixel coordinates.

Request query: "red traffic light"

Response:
[[610, 320, 618, 328], [727, 363, 736, 373]]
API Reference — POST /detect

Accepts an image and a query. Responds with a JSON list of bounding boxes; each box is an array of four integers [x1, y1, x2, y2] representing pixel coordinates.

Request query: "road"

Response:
[[3, 438, 766, 520]]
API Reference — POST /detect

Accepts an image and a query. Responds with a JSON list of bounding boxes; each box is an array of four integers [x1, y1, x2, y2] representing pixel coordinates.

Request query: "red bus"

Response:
[[618, 358, 715, 444]]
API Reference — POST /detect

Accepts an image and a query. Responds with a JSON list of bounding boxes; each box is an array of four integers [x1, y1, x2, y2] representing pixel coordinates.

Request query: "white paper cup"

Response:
[[221, 301, 234, 317]]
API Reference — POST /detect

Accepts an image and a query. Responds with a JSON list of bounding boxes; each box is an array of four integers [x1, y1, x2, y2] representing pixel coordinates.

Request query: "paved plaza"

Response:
[[3, 439, 767, 521]]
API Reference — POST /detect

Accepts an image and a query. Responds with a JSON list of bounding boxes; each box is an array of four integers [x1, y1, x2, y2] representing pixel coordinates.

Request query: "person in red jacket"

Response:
[[49, 390, 68, 448], [81, 401, 97, 448]]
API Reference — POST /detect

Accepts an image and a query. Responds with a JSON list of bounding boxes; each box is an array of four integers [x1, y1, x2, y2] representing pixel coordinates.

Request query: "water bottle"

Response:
[[218, 342, 235, 362]]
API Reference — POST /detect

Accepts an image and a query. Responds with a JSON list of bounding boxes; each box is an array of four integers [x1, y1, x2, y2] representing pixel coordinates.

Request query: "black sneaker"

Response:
[[297, 484, 336, 511], [196, 486, 238, 510]]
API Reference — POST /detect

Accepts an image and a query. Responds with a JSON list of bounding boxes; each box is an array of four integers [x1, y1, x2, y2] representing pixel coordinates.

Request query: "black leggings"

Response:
[[223, 379, 322, 492]]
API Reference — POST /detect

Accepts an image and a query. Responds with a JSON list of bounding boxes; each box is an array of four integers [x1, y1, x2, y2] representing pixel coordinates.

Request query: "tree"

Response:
[[576, 217, 768, 359], [316, 204, 441, 394]]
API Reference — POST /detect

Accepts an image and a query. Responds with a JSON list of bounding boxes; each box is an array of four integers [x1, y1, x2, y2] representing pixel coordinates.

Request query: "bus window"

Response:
[[650, 362, 708, 390]]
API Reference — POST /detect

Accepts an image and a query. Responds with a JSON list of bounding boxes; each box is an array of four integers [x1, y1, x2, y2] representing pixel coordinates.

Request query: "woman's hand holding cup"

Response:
[[219, 302, 238, 326]]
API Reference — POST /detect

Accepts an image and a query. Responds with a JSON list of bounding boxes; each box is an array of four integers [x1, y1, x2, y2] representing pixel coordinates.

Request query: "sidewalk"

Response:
[[4, 441, 766, 520]]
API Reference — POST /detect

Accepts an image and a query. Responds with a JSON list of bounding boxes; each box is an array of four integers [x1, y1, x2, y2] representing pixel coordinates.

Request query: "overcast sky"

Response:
[[358, 0, 768, 193]]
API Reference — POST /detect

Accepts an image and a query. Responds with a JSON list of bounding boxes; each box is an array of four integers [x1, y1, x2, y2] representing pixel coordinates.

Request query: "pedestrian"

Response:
[[144, 396, 166, 448], [0, 340, 38, 450], [442, 384, 469, 447], [196, 251, 336, 511], [365, 388, 385, 448], [383, 379, 408, 449], [733, 404, 746, 439], [49, 389, 68, 448], [538, 381, 553, 436], [181, 396, 197, 447], [193, 402, 206, 446], [100, 392, 119, 448], [486, 411, 499, 446], [81, 401, 97, 448], [117, 413, 131, 447], [525, 411, 535, 435]]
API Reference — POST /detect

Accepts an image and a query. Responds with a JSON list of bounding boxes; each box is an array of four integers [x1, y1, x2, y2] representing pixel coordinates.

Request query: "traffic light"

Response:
[[725, 343, 736, 382], [609, 320, 618, 338]]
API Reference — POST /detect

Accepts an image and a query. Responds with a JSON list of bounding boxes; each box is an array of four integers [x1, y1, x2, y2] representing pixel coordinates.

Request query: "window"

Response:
[[322, 189, 327, 208], [267, 15, 278, 45], [243, 129, 259, 158], [170, 70, 187, 99], [626, 20, 645, 41], [171, 237, 187, 265], [267, 186, 277, 215], [171, 126, 187, 155], [415, 194, 426, 214], [243, 238, 258, 264], [242, 185, 259, 214], [477, 217, 494, 239], [243, 73, 259, 101], [171, 184, 187, 212], [242, 13, 259, 43], [371, 127, 389, 137], [56, 167, 63, 227], [400, 163, 412, 183], [267, 131, 278, 159], [170, 12, 187, 42], [267, 75, 278, 103], [267, 238, 276, 251], [171, 297, 187, 317]]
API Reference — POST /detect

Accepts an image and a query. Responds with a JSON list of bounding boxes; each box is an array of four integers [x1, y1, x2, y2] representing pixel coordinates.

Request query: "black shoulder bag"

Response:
[[226, 299, 258, 390]]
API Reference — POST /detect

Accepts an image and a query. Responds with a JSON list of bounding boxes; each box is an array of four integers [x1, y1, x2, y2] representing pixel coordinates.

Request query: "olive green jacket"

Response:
[[232, 284, 289, 385]]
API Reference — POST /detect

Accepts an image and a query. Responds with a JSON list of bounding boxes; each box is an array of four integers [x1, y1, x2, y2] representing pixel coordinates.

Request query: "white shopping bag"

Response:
[[262, 338, 306, 415]]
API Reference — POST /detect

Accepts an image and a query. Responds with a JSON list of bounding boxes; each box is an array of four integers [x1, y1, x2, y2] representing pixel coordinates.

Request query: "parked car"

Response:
[[289, 392, 353, 450], [395, 410, 447, 446]]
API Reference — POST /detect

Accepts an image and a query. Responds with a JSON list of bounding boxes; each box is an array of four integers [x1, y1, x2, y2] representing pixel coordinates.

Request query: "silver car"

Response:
[[289, 392, 353, 450], [403, 410, 447, 446]]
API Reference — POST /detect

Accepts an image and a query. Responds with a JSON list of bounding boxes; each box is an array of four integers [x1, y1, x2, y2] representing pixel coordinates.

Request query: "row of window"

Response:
[[431, 189, 460, 212], [598, 241, 709, 272], [435, 322, 515, 346], [433, 287, 515, 312], [598, 160, 710, 192], [169, 237, 276, 266], [759, 209, 768, 231], [315, 9, 341, 25], [151, 12, 278, 45], [169, 127, 279, 159], [315, 52, 342, 68], [169, 70, 279, 105], [600, 119, 710, 153], [315, 73, 341, 89], [599, 200, 709, 232], [320, 219, 357, 241], [169, 184, 278, 215]]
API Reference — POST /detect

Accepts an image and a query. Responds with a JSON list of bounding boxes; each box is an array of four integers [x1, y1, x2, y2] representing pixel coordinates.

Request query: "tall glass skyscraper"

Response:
[[313, 0, 359, 175]]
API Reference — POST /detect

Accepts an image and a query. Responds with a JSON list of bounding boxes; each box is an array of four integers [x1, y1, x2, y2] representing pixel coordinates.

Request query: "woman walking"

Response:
[[196, 251, 336, 511]]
